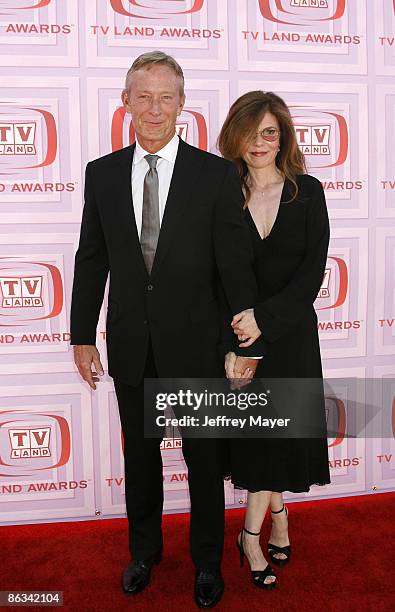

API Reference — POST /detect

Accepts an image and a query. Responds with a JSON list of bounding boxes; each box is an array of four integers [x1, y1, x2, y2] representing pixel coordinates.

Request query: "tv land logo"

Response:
[[0, 122, 36, 156], [176, 122, 188, 141], [0, 259, 63, 325], [316, 256, 348, 310], [121, 431, 182, 454], [110, 0, 205, 19], [294, 124, 330, 155], [0, 105, 57, 171], [291, 0, 328, 6], [0, 411, 71, 477], [161, 437, 183, 450], [111, 107, 208, 151], [258, 0, 346, 25], [9, 427, 50, 458], [318, 267, 330, 298], [1, 275, 43, 308], [291, 107, 348, 168]]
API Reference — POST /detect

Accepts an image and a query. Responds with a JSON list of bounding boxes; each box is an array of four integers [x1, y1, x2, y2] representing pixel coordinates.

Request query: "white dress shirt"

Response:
[[131, 132, 179, 237]]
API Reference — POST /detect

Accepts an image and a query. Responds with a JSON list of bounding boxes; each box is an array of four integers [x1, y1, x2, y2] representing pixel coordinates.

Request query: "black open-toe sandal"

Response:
[[268, 504, 291, 567], [237, 527, 277, 590]]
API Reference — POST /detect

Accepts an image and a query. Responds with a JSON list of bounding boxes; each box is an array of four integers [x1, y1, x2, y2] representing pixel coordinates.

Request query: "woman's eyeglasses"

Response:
[[251, 127, 280, 142]]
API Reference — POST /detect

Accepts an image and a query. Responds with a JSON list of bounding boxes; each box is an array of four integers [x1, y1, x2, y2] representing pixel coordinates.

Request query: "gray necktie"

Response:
[[140, 154, 160, 275]]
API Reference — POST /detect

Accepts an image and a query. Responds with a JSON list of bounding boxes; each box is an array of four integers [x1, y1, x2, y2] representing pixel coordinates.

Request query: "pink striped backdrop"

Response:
[[0, 0, 394, 524]]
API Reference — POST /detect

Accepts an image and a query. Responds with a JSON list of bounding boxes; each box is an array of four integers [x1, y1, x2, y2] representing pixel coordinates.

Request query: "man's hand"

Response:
[[229, 355, 259, 390], [234, 356, 259, 379], [73, 345, 104, 390], [232, 308, 262, 347], [225, 352, 252, 389]]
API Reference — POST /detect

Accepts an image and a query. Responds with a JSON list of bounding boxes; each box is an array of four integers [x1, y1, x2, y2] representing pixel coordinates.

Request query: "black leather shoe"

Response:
[[122, 551, 162, 595], [194, 569, 224, 609]]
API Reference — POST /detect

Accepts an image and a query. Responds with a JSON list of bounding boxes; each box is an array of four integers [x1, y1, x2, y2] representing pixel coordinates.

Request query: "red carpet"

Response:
[[1, 492, 394, 612]]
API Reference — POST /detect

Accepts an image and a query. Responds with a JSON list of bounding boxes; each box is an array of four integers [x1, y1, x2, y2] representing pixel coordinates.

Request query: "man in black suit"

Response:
[[70, 51, 261, 608]]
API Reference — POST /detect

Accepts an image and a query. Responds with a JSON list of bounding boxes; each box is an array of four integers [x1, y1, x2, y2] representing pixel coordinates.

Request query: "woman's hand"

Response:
[[224, 351, 237, 379], [231, 308, 262, 347]]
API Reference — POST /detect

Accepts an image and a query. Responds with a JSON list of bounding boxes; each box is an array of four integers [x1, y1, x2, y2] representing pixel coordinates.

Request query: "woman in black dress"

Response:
[[218, 91, 331, 589]]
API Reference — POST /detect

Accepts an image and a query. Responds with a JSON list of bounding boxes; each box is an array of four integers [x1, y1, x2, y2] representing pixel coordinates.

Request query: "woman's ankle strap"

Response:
[[243, 527, 261, 536], [271, 504, 285, 514]]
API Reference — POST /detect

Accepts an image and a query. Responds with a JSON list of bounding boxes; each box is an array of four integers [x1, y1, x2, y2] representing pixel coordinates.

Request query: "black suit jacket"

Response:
[[70, 137, 264, 385]]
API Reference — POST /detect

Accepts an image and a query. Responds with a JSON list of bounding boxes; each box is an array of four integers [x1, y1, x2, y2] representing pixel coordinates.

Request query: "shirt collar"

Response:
[[133, 133, 179, 166]]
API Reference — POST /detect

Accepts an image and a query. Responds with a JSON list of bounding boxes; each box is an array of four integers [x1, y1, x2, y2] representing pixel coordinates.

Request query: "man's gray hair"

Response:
[[124, 51, 185, 96]]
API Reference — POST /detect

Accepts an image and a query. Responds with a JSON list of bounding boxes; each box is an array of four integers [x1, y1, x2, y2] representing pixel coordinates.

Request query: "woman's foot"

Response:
[[238, 530, 276, 586], [268, 505, 291, 564]]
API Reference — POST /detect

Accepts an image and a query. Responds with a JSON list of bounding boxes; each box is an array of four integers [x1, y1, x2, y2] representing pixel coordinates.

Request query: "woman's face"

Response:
[[242, 112, 280, 171]]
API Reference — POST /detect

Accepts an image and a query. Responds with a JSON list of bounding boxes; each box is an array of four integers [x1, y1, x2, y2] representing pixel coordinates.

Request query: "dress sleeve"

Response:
[[213, 161, 257, 314], [253, 176, 330, 343], [217, 279, 237, 359]]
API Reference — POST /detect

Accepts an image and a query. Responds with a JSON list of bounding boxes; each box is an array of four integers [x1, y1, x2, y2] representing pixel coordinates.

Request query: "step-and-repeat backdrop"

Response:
[[0, 0, 394, 524]]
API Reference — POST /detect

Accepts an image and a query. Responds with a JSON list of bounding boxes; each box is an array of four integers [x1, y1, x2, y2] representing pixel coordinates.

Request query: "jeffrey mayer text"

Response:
[[156, 415, 291, 429]]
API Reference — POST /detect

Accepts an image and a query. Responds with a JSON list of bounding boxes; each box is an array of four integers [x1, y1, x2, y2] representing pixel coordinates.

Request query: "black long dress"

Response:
[[227, 173, 331, 493]]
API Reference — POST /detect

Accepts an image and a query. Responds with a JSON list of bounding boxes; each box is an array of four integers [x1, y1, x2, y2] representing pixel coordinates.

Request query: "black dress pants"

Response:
[[113, 340, 225, 570]]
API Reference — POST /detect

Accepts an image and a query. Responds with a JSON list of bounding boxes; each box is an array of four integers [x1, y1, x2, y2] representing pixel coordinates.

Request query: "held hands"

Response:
[[224, 352, 259, 390], [73, 345, 104, 390], [232, 308, 262, 347], [226, 308, 262, 389]]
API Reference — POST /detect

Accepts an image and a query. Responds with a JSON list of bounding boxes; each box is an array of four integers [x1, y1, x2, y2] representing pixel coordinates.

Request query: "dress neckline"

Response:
[[246, 180, 286, 241]]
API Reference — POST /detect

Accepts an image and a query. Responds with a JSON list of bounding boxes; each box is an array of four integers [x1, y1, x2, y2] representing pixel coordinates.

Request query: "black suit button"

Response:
[[143, 320, 148, 325], [147, 284, 153, 291]]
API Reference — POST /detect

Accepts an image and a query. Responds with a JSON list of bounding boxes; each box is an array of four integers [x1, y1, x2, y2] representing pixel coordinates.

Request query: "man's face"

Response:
[[122, 64, 185, 153]]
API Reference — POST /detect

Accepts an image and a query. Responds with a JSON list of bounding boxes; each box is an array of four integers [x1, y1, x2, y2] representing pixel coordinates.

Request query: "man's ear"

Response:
[[177, 94, 186, 116], [121, 89, 130, 112]]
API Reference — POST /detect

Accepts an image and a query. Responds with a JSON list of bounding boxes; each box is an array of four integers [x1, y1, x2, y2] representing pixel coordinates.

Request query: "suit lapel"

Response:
[[114, 143, 149, 281], [151, 139, 205, 278]]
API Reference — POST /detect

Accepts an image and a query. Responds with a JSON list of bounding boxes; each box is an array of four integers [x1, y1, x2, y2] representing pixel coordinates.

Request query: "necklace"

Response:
[[249, 177, 284, 198], [250, 182, 273, 198], [252, 184, 266, 197]]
